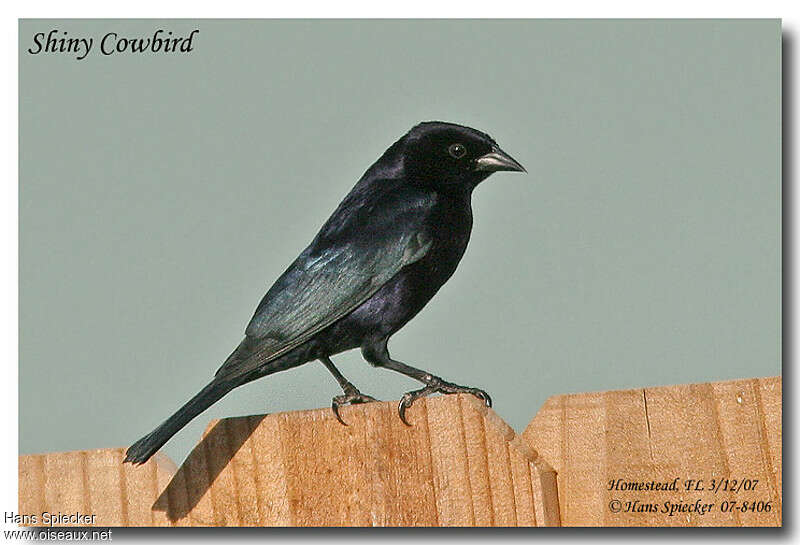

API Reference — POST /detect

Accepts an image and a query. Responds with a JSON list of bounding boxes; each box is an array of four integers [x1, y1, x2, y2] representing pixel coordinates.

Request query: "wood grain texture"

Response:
[[522, 376, 782, 527], [18, 448, 176, 526], [153, 393, 560, 526]]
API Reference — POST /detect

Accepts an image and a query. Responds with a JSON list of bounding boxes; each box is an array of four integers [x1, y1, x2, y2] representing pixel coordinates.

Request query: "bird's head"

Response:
[[396, 121, 526, 191]]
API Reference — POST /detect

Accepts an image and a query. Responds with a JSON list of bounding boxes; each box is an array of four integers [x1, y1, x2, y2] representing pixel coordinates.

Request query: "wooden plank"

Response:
[[522, 376, 782, 527], [154, 393, 559, 526], [18, 448, 176, 527]]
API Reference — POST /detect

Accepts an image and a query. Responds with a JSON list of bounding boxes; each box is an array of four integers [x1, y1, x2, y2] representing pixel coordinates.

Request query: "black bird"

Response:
[[124, 121, 525, 465]]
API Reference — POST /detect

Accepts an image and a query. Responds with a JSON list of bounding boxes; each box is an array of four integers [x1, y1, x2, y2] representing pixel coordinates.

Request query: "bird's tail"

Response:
[[123, 379, 237, 465]]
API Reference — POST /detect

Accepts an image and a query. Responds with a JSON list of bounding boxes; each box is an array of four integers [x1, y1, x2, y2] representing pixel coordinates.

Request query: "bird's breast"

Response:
[[325, 193, 474, 345], [407, 196, 473, 294]]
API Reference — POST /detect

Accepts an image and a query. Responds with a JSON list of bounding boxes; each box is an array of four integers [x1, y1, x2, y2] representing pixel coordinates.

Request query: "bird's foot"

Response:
[[331, 385, 379, 425], [397, 376, 492, 425]]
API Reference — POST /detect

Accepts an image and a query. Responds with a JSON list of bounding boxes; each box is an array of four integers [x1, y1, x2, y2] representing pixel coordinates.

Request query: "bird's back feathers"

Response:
[[214, 184, 436, 381]]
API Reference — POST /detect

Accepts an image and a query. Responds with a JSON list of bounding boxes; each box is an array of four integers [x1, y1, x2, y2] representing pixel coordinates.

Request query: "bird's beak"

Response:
[[474, 147, 526, 173]]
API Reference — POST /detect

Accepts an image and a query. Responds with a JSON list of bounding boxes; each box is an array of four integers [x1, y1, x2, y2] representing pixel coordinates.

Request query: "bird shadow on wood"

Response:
[[152, 415, 267, 523]]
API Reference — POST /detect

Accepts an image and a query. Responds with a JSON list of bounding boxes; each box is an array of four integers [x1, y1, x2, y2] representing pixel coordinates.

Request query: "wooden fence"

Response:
[[18, 376, 781, 527]]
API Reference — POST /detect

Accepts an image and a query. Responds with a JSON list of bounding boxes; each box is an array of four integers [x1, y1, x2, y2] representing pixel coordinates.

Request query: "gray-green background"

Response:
[[19, 20, 781, 464]]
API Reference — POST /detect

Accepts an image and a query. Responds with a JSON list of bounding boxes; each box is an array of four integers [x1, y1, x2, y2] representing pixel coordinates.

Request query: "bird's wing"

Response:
[[214, 187, 435, 381]]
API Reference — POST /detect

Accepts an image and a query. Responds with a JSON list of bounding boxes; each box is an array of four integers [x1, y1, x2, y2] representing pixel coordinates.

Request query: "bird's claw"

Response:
[[470, 389, 493, 408], [331, 389, 379, 425], [397, 378, 492, 426], [398, 387, 433, 426]]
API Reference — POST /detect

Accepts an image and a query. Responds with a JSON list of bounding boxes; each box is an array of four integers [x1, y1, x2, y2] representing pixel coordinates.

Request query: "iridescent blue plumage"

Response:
[[124, 121, 525, 464]]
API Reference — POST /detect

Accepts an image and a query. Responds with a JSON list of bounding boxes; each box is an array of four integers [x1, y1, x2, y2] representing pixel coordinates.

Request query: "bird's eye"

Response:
[[448, 143, 467, 159]]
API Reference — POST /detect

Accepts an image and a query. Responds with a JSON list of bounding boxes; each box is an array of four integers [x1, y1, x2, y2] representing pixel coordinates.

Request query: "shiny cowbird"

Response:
[[124, 121, 525, 465]]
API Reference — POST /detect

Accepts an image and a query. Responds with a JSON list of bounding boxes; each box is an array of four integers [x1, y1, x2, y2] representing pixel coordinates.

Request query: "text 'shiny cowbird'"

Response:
[[124, 121, 526, 465]]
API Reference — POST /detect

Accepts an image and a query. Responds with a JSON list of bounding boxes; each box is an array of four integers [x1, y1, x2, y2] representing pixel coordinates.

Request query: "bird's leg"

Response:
[[362, 342, 491, 425], [319, 356, 378, 425]]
